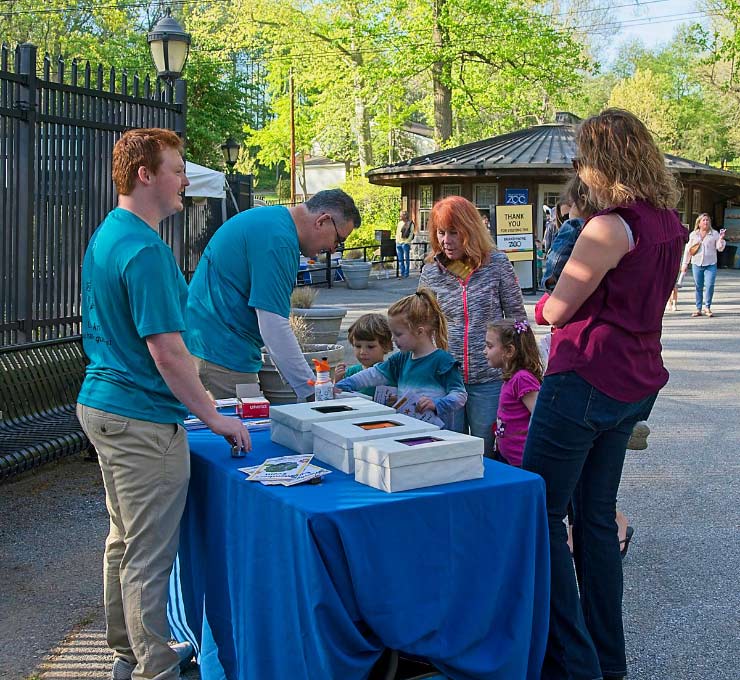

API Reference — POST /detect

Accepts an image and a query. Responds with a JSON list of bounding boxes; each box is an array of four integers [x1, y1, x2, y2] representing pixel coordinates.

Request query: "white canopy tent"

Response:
[[185, 161, 226, 199]]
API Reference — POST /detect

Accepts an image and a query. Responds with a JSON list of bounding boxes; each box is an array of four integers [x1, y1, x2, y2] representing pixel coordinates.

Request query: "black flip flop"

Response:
[[620, 525, 634, 559]]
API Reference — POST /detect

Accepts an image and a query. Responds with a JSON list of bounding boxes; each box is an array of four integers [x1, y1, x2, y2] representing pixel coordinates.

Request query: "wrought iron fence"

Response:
[[0, 43, 194, 347]]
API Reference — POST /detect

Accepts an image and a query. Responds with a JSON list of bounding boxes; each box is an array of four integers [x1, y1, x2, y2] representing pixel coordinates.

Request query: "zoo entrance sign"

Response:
[[494, 205, 534, 263]]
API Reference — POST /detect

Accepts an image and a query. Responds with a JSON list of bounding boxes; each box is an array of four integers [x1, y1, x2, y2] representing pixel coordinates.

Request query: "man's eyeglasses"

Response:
[[327, 215, 344, 249]]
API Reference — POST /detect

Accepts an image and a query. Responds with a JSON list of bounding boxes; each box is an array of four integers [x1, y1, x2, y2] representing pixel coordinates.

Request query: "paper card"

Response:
[[239, 462, 331, 486], [246, 454, 313, 483], [372, 386, 444, 427]]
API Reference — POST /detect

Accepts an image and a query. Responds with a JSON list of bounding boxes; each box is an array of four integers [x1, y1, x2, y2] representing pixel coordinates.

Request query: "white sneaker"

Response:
[[627, 421, 650, 450], [110, 642, 193, 680]]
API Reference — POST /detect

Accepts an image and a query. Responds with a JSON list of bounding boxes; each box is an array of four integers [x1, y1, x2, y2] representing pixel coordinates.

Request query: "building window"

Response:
[[473, 184, 498, 217], [677, 193, 687, 225], [441, 184, 461, 198], [419, 185, 433, 231], [692, 188, 701, 219], [543, 190, 560, 212]]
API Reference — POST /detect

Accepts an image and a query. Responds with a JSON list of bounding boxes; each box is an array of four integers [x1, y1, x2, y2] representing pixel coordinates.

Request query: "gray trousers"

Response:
[[77, 404, 189, 680], [195, 356, 259, 400]]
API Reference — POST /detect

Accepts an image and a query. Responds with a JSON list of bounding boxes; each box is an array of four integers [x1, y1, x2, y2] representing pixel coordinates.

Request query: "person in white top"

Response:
[[681, 212, 726, 317]]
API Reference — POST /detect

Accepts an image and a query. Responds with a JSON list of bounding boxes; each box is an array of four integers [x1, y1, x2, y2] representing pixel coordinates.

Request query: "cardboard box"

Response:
[[270, 398, 395, 454], [235, 383, 269, 418], [353, 430, 484, 492], [311, 414, 440, 474], [237, 397, 270, 418]]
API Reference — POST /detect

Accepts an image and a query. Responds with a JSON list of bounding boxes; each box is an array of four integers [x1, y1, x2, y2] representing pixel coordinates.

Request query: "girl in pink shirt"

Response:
[[484, 319, 543, 466]]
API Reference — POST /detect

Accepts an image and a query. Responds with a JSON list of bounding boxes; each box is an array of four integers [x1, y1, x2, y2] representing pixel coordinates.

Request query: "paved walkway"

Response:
[[1, 269, 738, 679]]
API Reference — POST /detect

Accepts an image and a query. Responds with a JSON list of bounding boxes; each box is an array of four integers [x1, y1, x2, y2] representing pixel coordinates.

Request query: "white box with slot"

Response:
[[270, 398, 395, 454], [353, 430, 484, 493], [311, 414, 440, 474]]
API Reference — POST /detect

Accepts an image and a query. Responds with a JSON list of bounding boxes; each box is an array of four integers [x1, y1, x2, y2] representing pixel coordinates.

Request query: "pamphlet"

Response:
[[373, 386, 445, 427], [239, 457, 331, 486]]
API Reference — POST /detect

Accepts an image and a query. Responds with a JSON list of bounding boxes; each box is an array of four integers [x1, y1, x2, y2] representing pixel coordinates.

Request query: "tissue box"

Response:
[[270, 398, 395, 454], [311, 414, 440, 474], [354, 430, 484, 492]]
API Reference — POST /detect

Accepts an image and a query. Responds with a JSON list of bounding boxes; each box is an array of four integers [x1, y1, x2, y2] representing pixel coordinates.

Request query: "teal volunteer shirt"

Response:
[[78, 208, 189, 423], [186, 206, 299, 373]]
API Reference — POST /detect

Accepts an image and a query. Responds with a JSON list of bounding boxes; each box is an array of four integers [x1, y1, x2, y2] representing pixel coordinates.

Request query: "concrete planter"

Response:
[[341, 261, 372, 289], [259, 343, 345, 404], [290, 306, 347, 344]]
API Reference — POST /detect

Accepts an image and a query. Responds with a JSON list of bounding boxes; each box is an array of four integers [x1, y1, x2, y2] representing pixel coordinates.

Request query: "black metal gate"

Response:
[[0, 43, 187, 346]]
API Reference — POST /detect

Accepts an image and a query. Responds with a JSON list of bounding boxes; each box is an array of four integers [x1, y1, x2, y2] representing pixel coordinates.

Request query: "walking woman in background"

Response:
[[419, 195, 526, 456], [524, 109, 686, 680], [395, 210, 415, 278], [681, 212, 726, 317]]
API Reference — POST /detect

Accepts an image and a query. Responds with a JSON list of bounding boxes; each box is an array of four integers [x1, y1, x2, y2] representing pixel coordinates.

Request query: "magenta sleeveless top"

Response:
[[546, 200, 687, 401]]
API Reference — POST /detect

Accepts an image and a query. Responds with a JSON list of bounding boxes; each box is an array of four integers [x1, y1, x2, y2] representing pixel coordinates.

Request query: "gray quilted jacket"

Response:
[[419, 252, 527, 384]]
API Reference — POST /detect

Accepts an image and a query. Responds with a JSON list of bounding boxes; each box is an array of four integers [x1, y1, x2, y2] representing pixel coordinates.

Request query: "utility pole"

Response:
[[289, 68, 296, 204]]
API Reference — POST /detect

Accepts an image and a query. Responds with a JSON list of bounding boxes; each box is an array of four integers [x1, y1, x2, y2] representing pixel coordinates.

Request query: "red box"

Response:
[[237, 397, 270, 418]]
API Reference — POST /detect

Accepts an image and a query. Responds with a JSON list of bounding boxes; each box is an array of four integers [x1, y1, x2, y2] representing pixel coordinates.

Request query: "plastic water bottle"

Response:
[[310, 357, 334, 401]]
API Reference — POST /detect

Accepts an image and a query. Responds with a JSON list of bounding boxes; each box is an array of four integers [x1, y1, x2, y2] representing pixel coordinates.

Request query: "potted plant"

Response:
[[289, 287, 347, 344], [340, 259, 372, 289], [258, 314, 345, 404]]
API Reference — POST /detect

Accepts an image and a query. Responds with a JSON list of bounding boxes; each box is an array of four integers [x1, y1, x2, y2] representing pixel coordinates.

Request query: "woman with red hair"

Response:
[[419, 195, 526, 456]]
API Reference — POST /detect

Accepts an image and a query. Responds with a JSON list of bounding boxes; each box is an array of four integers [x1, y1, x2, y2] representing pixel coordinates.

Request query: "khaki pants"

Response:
[[77, 404, 190, 680], [195, 356, 258, 399]]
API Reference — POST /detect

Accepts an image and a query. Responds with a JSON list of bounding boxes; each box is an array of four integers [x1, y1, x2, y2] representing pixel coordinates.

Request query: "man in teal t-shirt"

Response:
[[186, 189, 361, 399], [76, 129, 249, 680]]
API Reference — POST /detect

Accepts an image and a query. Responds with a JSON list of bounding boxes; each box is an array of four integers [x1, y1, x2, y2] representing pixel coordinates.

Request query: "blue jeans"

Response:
[[691, 263, 717, 310], [448, 379, 502, 457], [396, 242, 411, 277], [521, 372, 657, 680]]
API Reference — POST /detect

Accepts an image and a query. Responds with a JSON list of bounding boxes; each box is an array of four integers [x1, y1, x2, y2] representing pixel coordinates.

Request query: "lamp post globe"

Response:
[[221, 137, 241, 169], [147, 8, 191, 81]]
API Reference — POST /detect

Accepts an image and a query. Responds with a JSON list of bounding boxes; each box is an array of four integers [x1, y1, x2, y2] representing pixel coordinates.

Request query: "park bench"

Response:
[[0, 337, 89, 481]]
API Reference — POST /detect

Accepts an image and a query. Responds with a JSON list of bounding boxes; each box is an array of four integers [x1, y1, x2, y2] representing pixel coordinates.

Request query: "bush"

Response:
[[339, 174, 400, 249]]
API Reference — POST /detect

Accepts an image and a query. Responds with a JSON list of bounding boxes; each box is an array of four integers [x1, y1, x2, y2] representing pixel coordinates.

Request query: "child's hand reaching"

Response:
[[334, 362, 347, 382], [415, 396, 437, 413]]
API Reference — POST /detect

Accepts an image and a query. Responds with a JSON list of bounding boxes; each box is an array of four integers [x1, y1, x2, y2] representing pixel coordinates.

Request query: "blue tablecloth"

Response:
[[169, 426, 549, 680]]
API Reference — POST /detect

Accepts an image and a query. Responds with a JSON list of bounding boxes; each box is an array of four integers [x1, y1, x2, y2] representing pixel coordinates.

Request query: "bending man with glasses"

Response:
[[186, 188, 360, 400]]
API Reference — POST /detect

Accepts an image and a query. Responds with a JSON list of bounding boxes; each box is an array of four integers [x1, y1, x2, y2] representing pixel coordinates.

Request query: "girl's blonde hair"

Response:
[[693, 213, 711, 231], [486, 319, 543, 382], [561, 173, 598, 219], [347, 313, 393, 352], [388, 288, 449, 351], [426, 196, 495, 269], [575, 108, 681, 210]]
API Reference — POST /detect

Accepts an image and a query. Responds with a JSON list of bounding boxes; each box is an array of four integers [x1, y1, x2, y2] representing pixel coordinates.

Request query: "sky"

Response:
[[604, 0, 703, 63]]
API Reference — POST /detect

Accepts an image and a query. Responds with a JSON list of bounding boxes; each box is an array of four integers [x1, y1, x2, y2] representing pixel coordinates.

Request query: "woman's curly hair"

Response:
[[575, 108, 681, 210]]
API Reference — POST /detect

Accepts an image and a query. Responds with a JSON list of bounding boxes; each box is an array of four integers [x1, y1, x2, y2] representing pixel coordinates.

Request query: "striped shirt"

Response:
[[419, 252, 527, 384]]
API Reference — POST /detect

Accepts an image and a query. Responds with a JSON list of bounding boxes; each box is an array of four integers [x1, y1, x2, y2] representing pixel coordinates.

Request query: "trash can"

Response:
[[718, 244, 737, 268]]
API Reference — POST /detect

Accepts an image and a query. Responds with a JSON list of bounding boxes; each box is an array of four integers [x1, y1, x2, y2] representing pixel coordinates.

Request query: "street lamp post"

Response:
[[221, 137, 241, 173], [147, 8, 191, 83], [147, 7, 190, 268]]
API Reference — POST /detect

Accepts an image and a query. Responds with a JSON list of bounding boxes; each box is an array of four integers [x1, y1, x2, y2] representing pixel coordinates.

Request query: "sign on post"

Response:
[[494, 204, 536, 290], [504, 188, 529, 205], [494, 205, 534, 262]]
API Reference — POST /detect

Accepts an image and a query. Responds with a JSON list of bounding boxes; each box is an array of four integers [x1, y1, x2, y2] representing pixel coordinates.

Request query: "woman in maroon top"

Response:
[[522, 109, 686, 680]]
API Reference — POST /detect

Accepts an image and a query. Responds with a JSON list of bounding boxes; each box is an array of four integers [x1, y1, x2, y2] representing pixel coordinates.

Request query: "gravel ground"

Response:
[[1, 268, 738, 679]]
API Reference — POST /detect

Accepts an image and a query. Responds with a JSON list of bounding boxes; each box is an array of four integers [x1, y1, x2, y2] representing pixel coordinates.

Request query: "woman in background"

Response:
[[680, 212, 726, 317], [419, 195, 525, 456]]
